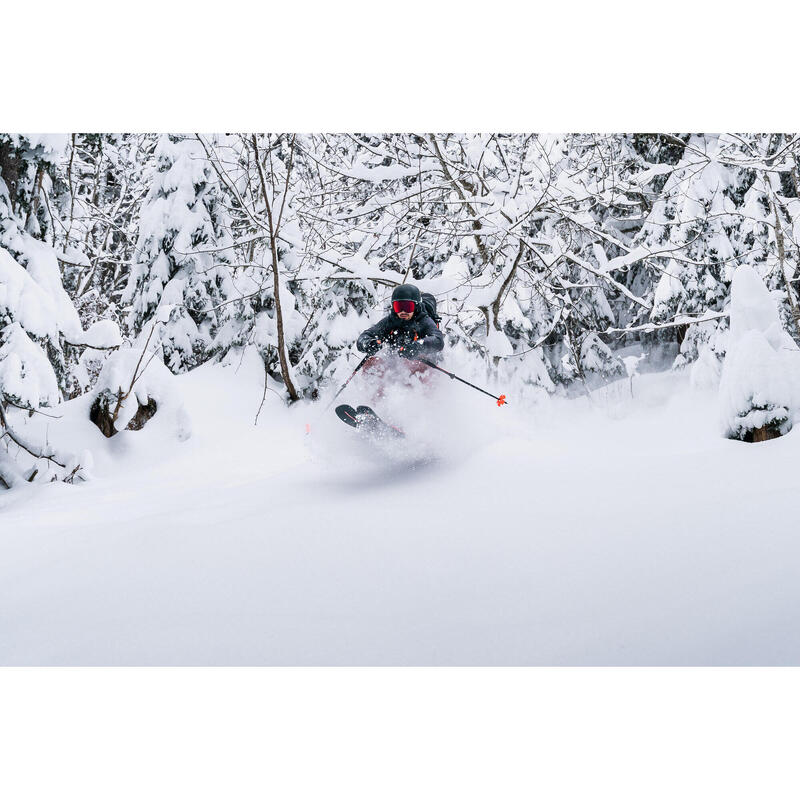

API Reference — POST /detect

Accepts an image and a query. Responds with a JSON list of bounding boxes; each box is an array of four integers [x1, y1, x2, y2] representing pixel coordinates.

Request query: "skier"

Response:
[[332, 284, 444, 434], [356, 284, 444, 362], [334, 284, 504, 436]]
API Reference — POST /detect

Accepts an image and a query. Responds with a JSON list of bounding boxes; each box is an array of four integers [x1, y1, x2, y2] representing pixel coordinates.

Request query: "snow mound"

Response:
[[72, 319, 123, 350], [92, 347, 192, 440], [718, 265, 800, 440]]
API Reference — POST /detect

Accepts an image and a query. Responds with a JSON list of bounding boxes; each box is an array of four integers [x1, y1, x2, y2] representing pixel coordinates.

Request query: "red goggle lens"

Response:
[[393, 300, 416, 314]]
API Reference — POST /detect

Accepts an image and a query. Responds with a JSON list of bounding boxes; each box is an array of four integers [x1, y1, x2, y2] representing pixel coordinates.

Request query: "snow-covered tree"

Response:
[[198, 133, 309, 399], [294, 134, 638, 392], [0, 135, 121, 488], [123, 134, 234, 373], [630, 135, 750, 371], [8, 130, 800, 415], [56, 133, 155, 331]]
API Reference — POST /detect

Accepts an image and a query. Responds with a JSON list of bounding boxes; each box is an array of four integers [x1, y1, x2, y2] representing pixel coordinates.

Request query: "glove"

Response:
[[398, 340, 420, 359], [383, 331, 405, 353], [365, 338, 382, 356]]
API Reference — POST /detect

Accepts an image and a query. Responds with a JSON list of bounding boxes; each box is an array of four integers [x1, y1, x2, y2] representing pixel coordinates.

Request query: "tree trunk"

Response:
[[748, 424, 782, 443], [770, 194, 800, 338], [252, 134, 299, 402]]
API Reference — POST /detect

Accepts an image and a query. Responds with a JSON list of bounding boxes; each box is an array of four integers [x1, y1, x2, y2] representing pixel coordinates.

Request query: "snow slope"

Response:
[[2, 353, 800, 665]]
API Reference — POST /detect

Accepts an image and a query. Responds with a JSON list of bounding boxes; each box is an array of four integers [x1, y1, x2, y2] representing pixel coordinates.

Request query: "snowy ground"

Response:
[[2, 352, 800, 665]]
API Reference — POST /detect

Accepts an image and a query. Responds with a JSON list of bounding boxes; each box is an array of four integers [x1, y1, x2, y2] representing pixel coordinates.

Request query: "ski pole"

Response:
[[416, 358, 508, 406], [307, 353, 373, 436], [323, 353, 372, 411]]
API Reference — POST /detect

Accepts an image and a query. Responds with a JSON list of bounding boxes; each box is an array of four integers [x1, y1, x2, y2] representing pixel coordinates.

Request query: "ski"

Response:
[[335, 404, 405, 438], [354, 405, 405, 438], [334, 403, 360, 428]]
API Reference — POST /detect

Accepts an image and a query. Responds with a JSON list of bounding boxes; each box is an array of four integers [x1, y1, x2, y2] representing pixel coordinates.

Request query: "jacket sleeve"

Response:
[[357, 316, 393, 353], [417, 316, 444, 354]]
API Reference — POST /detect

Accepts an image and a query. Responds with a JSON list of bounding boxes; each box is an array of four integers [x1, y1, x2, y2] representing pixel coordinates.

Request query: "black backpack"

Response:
[[420, 292, 441, 327]]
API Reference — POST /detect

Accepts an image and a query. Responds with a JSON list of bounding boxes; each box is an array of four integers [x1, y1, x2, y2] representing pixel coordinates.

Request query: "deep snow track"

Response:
[[2, 357, 800, 665]]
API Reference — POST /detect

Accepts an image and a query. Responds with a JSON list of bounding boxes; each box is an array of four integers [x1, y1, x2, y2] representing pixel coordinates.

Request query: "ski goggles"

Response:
[[393, 300, 416, 314]]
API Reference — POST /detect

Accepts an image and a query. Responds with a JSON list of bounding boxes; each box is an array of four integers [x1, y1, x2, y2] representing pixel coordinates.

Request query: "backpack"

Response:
[[420, 292, 441, 328]]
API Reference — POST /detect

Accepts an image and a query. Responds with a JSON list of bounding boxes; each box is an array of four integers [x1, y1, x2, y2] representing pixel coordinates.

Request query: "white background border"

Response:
[[2, 668, 799, 799], [3, 1, 800, 796]]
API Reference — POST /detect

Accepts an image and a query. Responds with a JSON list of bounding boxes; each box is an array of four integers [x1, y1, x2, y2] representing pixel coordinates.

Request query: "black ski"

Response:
[[335, 404, 405, 438], [335, 403, 360, 428]]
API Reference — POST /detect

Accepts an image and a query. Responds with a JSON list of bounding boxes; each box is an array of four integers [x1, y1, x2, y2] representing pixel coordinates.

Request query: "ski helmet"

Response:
[[391, 284, 421, 304], [391, 284, 421, 316], [392, 283, 422, 307]]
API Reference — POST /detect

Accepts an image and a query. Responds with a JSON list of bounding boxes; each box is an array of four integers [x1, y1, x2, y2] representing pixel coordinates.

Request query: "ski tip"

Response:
[[305, 423, 311, 434], [335, 404, 360, 428], [497, 394, 507, 407]]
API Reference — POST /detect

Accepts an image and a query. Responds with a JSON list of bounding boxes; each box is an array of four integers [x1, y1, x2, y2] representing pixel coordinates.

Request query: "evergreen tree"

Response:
[[630, 134, 749, 372], [123, 134, 234, 373], [0, 135, 120, 487]]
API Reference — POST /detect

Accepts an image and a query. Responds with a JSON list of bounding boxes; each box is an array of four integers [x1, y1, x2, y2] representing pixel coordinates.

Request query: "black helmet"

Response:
[[391, 284, 421, 303]]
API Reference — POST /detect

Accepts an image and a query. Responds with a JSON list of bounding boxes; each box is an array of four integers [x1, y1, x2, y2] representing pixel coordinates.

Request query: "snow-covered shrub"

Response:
[[579, 333, 625, 379], [718, 265, 800, 442], [89, 347, 191, 440], [495, 347, 554, 405]]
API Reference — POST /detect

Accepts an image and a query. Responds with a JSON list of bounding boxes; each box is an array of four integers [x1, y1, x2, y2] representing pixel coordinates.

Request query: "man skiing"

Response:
[[356, 284, 444, 362], [335, 284, 504, 436]]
